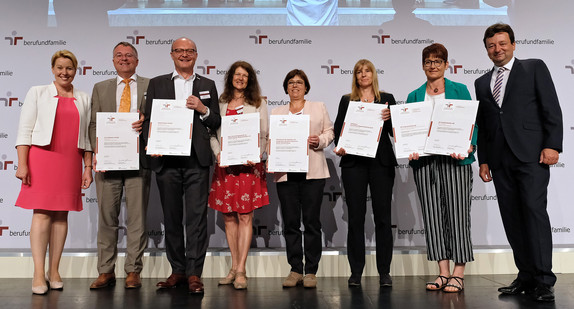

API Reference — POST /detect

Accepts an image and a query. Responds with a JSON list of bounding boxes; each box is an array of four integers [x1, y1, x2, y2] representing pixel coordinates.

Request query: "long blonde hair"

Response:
[[350, 59, 381, 102]]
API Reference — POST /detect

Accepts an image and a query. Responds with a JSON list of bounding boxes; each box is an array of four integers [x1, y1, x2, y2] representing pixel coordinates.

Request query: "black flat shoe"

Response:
[[426, 275, 449, 291], [498, 279, 534, 295], [533, 284, 555, 302]]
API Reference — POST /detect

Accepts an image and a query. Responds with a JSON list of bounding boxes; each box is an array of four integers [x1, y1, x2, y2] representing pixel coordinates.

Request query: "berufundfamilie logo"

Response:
[[371, 29, 433, 45], [126, 30, 174, 45], [565, 60, 574, 74], [4, 30, 66, 46], [0, 92, 19, 107], [197, 60, 216, 75], [249, 29, 312, 45], [448, 59, 490, 76], [0, 154, 14, 170], [322, 60, 385, 75]]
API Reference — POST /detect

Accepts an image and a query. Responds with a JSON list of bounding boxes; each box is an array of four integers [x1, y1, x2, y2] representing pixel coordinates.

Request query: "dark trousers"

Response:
[[342, 159, 395, 277], [277, 177, 326, 275], [491, 143, 556, 287], [155, 165, 210, 277]]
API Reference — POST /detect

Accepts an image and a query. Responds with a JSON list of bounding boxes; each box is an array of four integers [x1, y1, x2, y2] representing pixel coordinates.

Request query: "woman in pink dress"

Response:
[[208, 61, 269, 290], [15, 50, 93, 295]]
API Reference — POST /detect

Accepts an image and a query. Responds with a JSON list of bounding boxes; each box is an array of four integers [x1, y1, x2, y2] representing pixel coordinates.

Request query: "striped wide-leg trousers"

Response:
[[412, 156, 474, 263]]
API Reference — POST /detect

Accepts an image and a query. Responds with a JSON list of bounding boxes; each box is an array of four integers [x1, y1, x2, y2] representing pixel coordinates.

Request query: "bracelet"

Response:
[[84, 165, 93, 168]]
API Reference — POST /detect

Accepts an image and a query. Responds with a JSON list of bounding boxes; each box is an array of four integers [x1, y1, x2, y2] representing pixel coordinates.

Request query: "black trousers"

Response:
[[342, 159, 395, 277], [277, 176, 326, 275], [155, 165, 210, 277], [491, 142, 556, 287]]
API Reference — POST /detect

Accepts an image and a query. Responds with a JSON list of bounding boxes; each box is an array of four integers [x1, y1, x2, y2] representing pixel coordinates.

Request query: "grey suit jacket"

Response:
[[88, 75, 150, 168]]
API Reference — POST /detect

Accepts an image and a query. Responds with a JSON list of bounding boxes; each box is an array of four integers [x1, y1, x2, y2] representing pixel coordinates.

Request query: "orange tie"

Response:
[[119, 78, 132, 112]]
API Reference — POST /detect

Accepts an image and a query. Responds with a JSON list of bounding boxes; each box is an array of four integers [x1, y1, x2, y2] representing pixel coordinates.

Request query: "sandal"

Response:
[[218, 269, 236, 285], [426, 275, 449, 291], [443, 276, 464, 293], [233, 272, 248, 290]]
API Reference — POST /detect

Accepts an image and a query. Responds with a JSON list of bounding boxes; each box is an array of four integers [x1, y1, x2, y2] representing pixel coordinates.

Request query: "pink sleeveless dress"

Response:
[[16, 97, 84, 211]]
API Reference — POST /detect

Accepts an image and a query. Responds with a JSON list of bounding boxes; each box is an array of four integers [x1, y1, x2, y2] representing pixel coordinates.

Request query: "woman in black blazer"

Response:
[[333, 59, 397, 287]]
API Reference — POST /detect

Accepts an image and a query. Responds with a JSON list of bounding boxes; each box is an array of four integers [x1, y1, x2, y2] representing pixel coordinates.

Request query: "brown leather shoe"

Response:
[[90, 273, 116, 289], [125, 272, 142, 289], [156, 273, 187, 289], [188, 275, 204, 294]]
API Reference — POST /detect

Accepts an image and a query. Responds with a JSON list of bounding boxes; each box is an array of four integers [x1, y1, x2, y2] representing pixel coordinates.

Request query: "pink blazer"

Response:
[[270, 101, 334, 182]]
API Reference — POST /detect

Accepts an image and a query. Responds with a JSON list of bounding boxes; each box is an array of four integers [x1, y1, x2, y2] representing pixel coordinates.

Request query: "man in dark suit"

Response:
[[475, 23, 563, 302], [142, 37, 220, 294], [88, 42, 150, 289]]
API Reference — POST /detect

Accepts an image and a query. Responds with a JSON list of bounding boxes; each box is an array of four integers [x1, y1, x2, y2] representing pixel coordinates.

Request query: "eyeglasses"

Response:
[[288, 80, 305, 86], [424, 59, 445, 68], [114, 53, 136, 59], [234, 72, 249, 79], [171, 48, 197, 55]]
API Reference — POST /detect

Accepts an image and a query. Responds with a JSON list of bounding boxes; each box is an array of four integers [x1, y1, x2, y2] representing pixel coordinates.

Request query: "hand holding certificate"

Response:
[[95, 112, 139, 171], [424, 99, 479, 156], [267, 115, 310, 173], [220, 113, 261, 166], [389, 102, 433, 159], [336, 101, 386, 158], [146, 99, 194, 156]]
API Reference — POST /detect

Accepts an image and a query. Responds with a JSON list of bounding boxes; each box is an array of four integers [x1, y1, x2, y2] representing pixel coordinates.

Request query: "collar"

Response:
[[116, 74, 137, 85], [171, 70, 196, 82], [494, 57, 515, 72]]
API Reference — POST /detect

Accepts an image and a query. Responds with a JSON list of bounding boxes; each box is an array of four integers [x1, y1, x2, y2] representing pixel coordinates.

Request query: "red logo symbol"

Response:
[[321, 60, 340, 74], [127, 30, 145, 45], [5, 31, 23, 45], [372, 29, 391, 44], [249, 30, 268, 44], [0, 226, 9, 236]]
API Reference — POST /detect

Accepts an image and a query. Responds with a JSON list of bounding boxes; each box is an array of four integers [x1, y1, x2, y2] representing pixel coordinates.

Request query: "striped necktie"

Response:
[[492, 68, 506, 106], [119, 78, 132, 112]]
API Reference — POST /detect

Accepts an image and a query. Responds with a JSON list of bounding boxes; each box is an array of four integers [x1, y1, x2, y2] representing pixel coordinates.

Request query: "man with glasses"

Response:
[[142, 37, 220, 294], [88, 42, 151, 289]]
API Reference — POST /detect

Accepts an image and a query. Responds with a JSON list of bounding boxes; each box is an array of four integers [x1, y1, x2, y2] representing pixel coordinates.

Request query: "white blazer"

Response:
[[15, 83, 92, 151]]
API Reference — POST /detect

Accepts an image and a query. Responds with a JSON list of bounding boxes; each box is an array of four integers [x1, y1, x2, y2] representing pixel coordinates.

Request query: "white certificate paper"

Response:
[[96, 112, 139, 171], [389, 102, 433, 159], [424, 99, 479, 156], [267, 115, 310, 173], [337, 101, 386, 158], [220, 113, 261, 166], [146, 99, 194, 156]]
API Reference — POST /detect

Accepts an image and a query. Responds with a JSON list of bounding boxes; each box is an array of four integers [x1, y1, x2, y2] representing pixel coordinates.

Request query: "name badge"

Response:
[[199, 91, 211, 100]]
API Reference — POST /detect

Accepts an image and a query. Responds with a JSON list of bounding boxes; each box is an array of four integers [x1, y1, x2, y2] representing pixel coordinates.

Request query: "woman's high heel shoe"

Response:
[[46, 273, 64, 290], [218, 269, 236, 285]]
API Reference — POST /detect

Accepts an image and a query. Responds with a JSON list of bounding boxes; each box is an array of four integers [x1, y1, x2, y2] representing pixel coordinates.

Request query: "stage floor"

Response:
[[3, 274, 573, 308]]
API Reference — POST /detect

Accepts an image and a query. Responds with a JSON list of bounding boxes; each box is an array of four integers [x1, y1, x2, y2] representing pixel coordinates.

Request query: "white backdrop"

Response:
[[0, 2, 572, 250]]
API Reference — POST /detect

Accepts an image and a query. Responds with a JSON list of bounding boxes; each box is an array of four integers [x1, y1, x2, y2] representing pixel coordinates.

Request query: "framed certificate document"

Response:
[[220, 113, 261, 166], [146, 99, 194, 156], [336, 101, 386, 158], [95, 112, 139, 171], [424, 99, 479, 156], [267, 115, 310, 173], [389, 102, 433, 159]]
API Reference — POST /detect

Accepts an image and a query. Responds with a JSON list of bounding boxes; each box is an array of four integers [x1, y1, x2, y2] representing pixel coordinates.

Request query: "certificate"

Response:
[[146, 99, 194, 156], [95, 112, 139, 171], [220, 113, 260, 166], [424, 99, 479, 156], [267, 115, 310, 173], [336, 101, 386, 158], [389, 102, 433, 159]]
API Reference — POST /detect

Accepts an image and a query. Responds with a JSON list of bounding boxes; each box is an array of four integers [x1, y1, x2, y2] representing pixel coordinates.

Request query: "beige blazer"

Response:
[[270, 100, 334, 182], [210, 98, 269, 158], [16, 83, 91, 151]]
